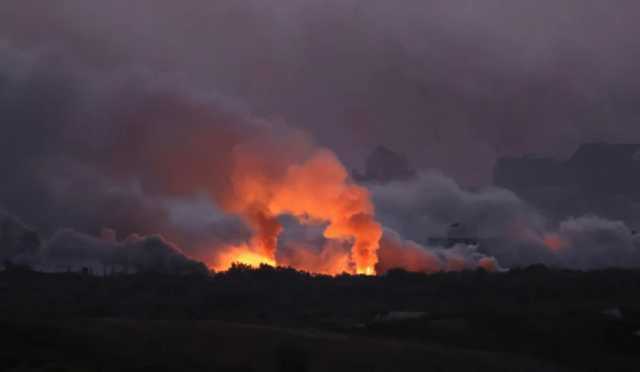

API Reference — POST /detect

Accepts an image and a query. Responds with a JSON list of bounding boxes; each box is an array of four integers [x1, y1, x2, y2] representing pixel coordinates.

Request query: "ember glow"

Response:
[[211, 148, 383, 275]]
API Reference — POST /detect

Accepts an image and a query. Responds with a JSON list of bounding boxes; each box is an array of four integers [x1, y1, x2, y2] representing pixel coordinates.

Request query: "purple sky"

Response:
[[3, 0, 640, 185]]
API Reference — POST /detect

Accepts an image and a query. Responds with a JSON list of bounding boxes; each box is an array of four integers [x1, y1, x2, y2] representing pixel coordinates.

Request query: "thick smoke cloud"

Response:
[[0, 47, 253, 260], [372, 172, 545, 240], [0, 211, 207, 274], [377, 229, 499, 274], [372, 173, 640, 269], [544, 216, 640, 270], [4, 0, 640, 185], [42, 230, 208, 274]]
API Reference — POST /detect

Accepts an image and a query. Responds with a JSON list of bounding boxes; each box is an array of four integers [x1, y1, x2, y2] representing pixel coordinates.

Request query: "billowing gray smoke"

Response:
[[372, 171, 544, 240], [372, 173, 640, 269], [377, 228, 500, 273], [546, 216, 640, 269], [0, 211, 207, 274], [41, 229, 208, 275], [0, 45, 255, 260]]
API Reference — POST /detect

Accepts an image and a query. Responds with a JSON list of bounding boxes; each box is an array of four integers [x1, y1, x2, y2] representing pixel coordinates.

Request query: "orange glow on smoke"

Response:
[[213, 148, 382, 275], [543, 233, 568, 252]]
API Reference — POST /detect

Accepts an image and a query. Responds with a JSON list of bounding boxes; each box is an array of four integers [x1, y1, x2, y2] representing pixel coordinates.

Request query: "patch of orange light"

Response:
[[357, 266, 374, 275], [543, 233, 568, 253], [210, 245, 276, 271]]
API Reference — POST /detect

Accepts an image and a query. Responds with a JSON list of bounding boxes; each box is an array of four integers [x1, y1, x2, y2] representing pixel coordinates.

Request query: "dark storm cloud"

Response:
[[4, 0, 640, 184]]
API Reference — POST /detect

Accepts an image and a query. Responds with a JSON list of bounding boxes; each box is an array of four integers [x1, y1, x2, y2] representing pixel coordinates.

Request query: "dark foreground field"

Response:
[[1, 318, 559, 372], [1, 265, 640, 371]]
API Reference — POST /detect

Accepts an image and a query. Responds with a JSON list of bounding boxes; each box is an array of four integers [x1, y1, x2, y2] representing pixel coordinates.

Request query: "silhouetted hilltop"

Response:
[[566, 143, 640, 195], [494, 143, 640, 224], [353, 146, 416, 183]]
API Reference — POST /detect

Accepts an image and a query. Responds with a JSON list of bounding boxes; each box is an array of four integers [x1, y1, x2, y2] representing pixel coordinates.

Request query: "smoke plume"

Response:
[[0, 45, 384, 274]]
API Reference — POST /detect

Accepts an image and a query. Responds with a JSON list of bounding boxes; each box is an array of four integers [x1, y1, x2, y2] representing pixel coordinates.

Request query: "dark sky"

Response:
[[3, 0, 640, 185]]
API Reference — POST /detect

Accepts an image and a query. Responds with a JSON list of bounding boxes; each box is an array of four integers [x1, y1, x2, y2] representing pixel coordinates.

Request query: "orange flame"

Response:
[[212, 148, 382, 275]]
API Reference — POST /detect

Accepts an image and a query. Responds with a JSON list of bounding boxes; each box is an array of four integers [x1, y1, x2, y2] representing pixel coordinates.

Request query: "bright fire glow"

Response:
[[213, 148, 382, 275], [358, 266, 374, 275], [211, 244, 276, 271]]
